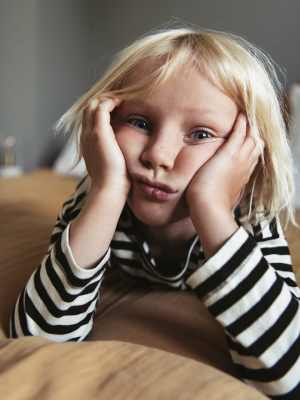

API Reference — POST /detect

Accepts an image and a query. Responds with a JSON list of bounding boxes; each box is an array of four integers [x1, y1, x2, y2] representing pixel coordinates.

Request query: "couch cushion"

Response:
[[0, 337, 267, 400]]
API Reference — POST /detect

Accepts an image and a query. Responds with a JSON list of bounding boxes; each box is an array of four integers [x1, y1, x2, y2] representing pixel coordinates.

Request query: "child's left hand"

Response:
[[186, 112, 263, 212]]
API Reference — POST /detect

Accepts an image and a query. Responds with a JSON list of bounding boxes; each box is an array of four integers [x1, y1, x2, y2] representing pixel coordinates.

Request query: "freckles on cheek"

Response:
[[116, 142, 130, 163], [115, 132, 141, 161], [115, 131, 129, 150], [180, 148, 208, 171], [182, 142, 225, 177], [196, 141, 225, 160]]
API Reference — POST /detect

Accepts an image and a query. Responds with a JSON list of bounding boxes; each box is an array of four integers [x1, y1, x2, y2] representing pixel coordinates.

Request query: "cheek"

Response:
[[115, 129, 144, 163], [115, 132, 127, 154], [178, 141, 225, 178]]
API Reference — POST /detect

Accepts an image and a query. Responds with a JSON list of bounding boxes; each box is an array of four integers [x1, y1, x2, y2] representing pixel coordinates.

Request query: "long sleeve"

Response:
[[186, 218, 300, 399], [10, 176, 110, 342]]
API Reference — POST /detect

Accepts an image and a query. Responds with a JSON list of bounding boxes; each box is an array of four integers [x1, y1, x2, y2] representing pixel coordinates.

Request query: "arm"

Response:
[[10, 177, 109, 341], [187, 219, 300, 399], [10, 98, 131, 342], [186, 114, 300, 399]]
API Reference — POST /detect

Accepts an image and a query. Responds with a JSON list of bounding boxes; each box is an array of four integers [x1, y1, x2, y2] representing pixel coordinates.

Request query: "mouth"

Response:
[[131, 173, 177, 201]]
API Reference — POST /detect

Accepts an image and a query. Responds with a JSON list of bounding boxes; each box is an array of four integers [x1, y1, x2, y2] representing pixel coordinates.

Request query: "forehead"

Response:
[[127, 65, 238, 116], [119, 66, 239, 137]]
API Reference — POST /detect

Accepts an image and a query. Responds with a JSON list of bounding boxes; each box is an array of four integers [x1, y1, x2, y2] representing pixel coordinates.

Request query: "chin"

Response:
[[127, 193, 190, 226]]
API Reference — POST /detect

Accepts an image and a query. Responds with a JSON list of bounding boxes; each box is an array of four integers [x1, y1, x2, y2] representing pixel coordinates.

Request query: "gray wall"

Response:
[[0, 0, 94, 170], [90, 0, 300, 86], [1, 0, 300, 171]]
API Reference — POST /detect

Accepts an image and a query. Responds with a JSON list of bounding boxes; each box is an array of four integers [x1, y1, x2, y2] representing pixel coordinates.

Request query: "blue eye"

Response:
[[130, 119, 150, 131], [190, 130, 212, 140]]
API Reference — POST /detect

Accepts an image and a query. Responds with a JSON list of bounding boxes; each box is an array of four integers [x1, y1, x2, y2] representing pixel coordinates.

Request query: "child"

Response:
[[11, 27, 300, 399]]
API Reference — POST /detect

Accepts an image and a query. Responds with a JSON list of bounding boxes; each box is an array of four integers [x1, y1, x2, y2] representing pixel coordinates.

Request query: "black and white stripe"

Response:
[[10, 176, 300, 399], [187, 226, 300, 399]]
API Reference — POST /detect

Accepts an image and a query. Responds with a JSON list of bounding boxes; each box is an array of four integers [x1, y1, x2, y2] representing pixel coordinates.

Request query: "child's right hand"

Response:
[[69, 97, 132, 269], [81, 97, 132, 195]]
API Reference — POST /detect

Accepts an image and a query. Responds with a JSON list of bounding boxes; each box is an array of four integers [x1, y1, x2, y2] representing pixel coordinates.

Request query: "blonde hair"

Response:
[[55, 26, 296, 228]]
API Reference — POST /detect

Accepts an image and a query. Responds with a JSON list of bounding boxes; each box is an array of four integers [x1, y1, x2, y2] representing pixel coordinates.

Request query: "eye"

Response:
[[128, 118, 150, 132], [187, 130, 213, 141]]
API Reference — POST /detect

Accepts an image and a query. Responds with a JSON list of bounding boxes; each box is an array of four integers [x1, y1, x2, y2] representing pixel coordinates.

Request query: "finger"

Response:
[[110, 98, 123, 120], [248, 138, 263, 173], [84, 98, 101, 135], [250, 131, 264, 158], [258, 137, 265, 156], [241, 125, 265, 161], [94, 98, 122, 134], [226, 111, 248, 152], [249, 157, 259, 176], [113, 98, 123, 107], [241, 128, 256, 156]]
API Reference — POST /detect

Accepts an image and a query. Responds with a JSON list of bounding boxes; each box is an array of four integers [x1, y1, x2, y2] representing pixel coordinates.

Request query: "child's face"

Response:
[[112, 66, 239, 226]]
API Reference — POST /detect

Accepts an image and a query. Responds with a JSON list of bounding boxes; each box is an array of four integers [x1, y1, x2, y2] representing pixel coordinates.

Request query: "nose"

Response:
[[141, 129, 182, 171]]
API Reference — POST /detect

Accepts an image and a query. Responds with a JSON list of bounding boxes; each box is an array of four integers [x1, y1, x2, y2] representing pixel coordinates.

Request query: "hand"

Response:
[[186, 112, 263, 211], [81, 97, 132, 195]]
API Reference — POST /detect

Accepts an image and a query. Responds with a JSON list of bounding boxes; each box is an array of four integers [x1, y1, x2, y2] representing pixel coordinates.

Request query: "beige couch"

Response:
[[1, 170, 298, 400]]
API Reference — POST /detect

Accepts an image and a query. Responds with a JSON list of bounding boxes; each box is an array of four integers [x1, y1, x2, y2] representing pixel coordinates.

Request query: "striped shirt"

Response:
[[10, 176, 300, 399]]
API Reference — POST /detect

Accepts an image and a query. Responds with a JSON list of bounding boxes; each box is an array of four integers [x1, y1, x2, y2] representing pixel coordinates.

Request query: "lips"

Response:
[[131, 173, 177, 201]]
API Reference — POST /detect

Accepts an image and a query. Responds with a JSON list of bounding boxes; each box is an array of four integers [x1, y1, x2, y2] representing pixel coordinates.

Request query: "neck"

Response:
[[137, 216, 197, 247]]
